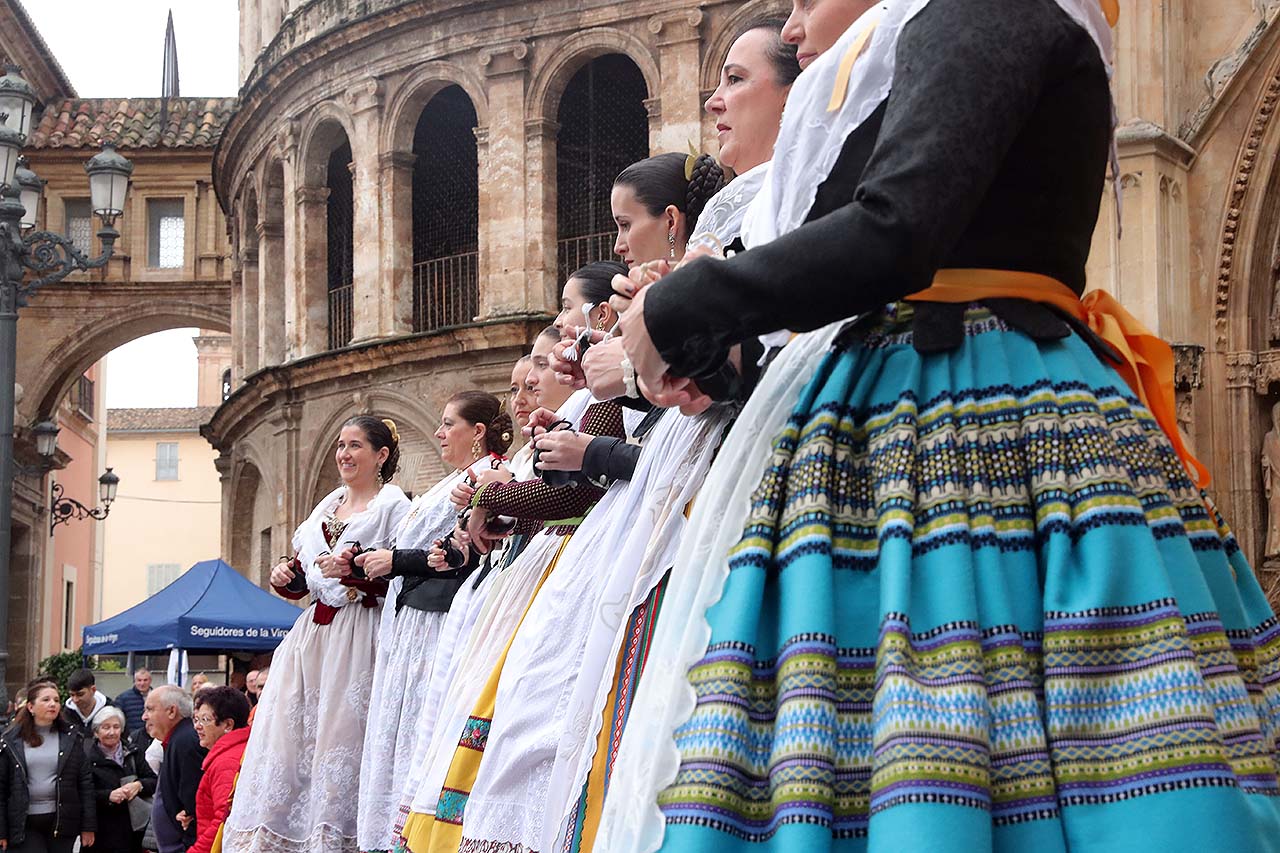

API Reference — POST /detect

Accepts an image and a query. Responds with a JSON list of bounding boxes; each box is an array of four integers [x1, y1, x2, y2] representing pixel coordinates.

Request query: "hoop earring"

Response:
[[668, 230, 676, 259]]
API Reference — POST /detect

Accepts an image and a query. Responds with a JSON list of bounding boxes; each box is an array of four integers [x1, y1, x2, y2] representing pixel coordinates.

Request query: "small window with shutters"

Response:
[[155, 442, 179, 480]]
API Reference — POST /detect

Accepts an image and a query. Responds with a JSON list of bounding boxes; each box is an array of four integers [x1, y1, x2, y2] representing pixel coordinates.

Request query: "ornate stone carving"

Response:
[[648, 9, 703, 45], [1262, 400, 1280, 565], [344, 76, 384, 115], [1172, 344, 1205, 391], [1213, 51, 1280, 347], [479, 42, 529, 78], [1228, 349, 1260, 389]]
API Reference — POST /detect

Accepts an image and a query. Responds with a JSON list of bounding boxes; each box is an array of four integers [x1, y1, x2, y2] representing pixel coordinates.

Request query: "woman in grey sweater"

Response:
[[0, 679, 95, 853]]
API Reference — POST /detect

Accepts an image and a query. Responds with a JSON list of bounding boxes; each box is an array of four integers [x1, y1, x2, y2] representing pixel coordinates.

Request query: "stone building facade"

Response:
[[209, 0, 1280, 606], [207, 0, 785, 583]]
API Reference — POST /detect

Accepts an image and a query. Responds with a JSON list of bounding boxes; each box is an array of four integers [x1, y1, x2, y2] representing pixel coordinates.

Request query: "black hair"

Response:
[[568, 260, 629, 306], [193, 685, 251, 730], [67, 668, 96, 693], [735, 17, 801, 87], [341, 415, 401, 482], [447, 390, 515, 456], [614, 152, 726, 234], [537, 324, 561, 344]]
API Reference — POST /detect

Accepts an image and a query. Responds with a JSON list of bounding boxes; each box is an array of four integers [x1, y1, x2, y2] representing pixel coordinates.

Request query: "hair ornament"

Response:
[[1099, 0, 1118, 27], [501, 430, 512, 443], [684, 140, 700, 181], [382, 418, 400, 445]]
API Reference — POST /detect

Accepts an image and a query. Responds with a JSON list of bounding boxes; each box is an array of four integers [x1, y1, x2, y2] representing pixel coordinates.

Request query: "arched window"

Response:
[[412, 86, 480, 332], [327, 141, 354, 349], [555, 55, 649, 280]]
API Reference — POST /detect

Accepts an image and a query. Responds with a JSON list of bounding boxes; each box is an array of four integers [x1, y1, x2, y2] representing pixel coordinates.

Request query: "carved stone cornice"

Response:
[[524, 118, 560, 142], [378, 150, 417, 172], [648, 9, 704, 47], [1255, 349, 1280, 394], [277, 117, 301, 163], [479, 42, 529, 78], [255, 221, 284, 241], [643, 96, 662, 121], [213, 451, 233, 482], [344, 77, 385, 115], [1227, 350, 1260, 389], [295, 185, 330, 205], [1115, 118, 1197, 168], [473, 126, 490, 148], [1172, 343, 1205, 391]]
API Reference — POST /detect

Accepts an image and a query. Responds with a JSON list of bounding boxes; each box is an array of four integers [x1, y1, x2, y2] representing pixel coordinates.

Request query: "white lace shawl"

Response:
[[688, 161, 770, 253], [292, 483, 411, 608], [743, 0, 1115, 248]]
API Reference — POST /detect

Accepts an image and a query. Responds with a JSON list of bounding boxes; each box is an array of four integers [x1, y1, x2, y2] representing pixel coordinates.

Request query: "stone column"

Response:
[[524, 117, 560, 312], [1224, 350, 1261, 564], [294, 185, 330, 356], [214, 450, 233, 562], [345, 77, 387, 343], [230, 267, 244, 383], [277, 120, 302, 358], [378, 151, 416, 335], [649, 11, 704, 155], [1084, 123, 1195, 339], [478, 43, 532, 318], [256, 219, 286, 366], [240, 247, 261, 375]]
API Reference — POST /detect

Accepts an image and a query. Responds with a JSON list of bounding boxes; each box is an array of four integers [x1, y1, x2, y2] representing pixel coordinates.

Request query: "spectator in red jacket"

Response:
[[186, 687, 251, 853]]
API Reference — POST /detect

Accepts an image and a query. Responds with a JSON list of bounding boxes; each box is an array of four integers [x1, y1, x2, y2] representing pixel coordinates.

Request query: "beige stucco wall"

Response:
[[100, 430, 223, 619]]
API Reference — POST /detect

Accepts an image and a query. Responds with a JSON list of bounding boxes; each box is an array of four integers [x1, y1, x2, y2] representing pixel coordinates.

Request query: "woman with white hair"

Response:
[[88, 706, 156, 853]]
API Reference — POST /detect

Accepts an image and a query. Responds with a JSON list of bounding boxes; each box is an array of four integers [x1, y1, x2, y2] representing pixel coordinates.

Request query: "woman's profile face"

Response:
[[434, 403, 483, 471], [611, 184, 685, 268], [555, 278, 612, 336], [509, 361, 535, 430], [783, 0, 879, 70], [706, 28, 792, 173]]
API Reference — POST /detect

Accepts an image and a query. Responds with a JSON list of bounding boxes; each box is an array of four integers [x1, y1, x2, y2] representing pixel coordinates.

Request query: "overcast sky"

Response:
[[23, 1, 239, 408]]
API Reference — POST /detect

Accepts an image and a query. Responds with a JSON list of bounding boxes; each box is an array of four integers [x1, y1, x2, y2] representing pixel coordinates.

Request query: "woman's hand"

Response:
[[609, 261, 671, 315], [550, 339, 588, 389], [450, 480, 475, 510], [318, 551, 349, 579], [427, 542, 449, 571], [354, 548, 393, 579], [524, 408, 562, 436], [466, 507, 494, 554], [81, 832, 95, 848], [533, 429, 592, 472], [125, 780, 142, 800], [269, 559, 296, 588], [109, 787, 127, 804], [581, 338, 628, 400], [175, 809, 192, 830], [474, 467, 512, 489]]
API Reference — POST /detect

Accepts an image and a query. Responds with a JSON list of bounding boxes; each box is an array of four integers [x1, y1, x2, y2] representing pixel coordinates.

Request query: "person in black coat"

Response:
[[87, 707, 156, 853], [142, 686, 204, 853], [0, 678, 97, 853]]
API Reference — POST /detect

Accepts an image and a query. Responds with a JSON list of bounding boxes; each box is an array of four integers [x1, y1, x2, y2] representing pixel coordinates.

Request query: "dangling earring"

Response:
[[472, 436, 482, 458], [595, 310, 606, 332], [376, 470, 385, 488], [668, 230, 676, 259]]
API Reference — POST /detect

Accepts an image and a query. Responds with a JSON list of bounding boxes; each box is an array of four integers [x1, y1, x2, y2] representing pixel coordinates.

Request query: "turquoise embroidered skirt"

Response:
[[658, 305, 1280, 852]]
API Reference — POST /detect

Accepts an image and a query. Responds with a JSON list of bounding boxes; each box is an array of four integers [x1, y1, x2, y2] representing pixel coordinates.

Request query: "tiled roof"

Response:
[[28, 97, 238, 149], [107, 407, 218, 433]]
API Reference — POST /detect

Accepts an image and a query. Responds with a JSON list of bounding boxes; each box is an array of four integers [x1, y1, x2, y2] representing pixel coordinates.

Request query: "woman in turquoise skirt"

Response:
[[599, 0, 1280, 851]]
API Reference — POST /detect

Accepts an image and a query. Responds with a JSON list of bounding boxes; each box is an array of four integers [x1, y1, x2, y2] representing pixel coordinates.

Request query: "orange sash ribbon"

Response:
[[906, 268, 1209, 488]]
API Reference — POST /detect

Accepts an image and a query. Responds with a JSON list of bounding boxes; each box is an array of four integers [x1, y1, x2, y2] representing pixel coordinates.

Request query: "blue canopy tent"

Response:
[[82, 558, 302, 655]]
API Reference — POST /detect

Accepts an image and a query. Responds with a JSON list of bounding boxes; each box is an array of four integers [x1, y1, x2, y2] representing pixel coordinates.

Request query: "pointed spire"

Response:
[[162, 10, 180, 99]]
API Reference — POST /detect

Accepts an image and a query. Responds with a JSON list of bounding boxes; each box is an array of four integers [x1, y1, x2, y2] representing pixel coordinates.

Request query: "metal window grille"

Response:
[[147, 199, 186, 268], [146, 563, 183, 596], [64, 199, 92, 256], [327, 142, 355, 349], [155, 441, 180, 481], [556, 55, 650, 281], [412, 86, 480, 332]]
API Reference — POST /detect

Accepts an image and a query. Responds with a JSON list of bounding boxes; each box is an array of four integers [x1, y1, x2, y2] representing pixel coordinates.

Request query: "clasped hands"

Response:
[[551, 251, 717, 414]]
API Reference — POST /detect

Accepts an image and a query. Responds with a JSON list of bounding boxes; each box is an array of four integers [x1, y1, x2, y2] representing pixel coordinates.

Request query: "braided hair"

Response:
[[614, 152, 726, 235], [447, 390, 515, 456]]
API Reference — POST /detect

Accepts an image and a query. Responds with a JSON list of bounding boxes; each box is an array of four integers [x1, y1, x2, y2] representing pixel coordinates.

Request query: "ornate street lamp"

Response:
[[49, 468, 120, 535], [0, 65, 131, 690]]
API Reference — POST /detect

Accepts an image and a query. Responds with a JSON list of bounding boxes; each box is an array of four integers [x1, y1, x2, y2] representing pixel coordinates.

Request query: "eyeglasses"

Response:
[[192, 715, 219, 727]]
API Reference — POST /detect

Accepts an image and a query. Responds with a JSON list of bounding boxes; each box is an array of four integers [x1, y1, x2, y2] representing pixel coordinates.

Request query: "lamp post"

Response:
[[0, 65, 132, 691]]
